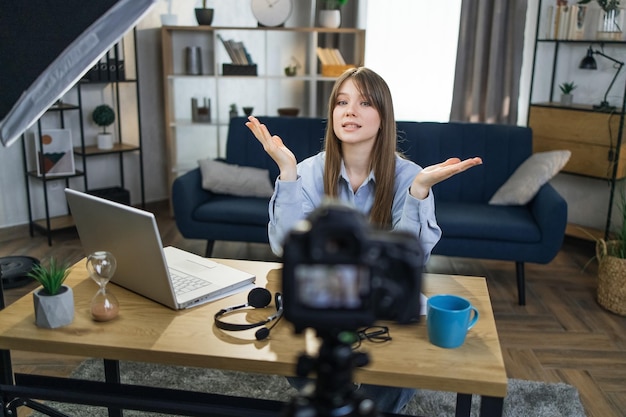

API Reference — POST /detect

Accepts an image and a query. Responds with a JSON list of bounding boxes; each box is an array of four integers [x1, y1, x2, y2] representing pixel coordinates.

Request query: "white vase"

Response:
[[33, 285, 75, 328], [160, 14, 178, 26], [560, 94, 573, 106], [97, 133, 114, 150], [319, 10, 341, 28], [597, 8, 625, 40]]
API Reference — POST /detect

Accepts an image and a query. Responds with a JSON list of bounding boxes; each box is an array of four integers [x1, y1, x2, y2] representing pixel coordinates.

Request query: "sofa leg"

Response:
[[515, 261, 525, 306], [205, 241, 215, 258]]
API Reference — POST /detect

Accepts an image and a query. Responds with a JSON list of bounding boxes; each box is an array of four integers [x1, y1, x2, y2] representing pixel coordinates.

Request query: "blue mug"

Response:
[[427, 294, 479, 349]]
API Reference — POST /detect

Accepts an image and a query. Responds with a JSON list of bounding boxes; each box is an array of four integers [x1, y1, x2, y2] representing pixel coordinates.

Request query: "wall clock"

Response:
[[251, 0, 293, 27]]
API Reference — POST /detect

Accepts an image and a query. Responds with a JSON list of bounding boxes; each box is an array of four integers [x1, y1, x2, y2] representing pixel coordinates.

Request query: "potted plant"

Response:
[[284, 56, 301, 76], [28, 258, 74, 328], [594, 190, 626, 316], [195, 0, 214, 26], [559, 81, 577, 106], [321, 0, 348, 9], [579, 1, 623, 39], [229, 103, 238, 119], [92, 104, 116, 150], [578, 0, 620, 12], [160, 0, 178, 26], [319, 0, 348, 28]]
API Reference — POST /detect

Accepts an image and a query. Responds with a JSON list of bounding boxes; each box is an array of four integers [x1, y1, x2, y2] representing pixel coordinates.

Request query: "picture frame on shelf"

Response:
[[35, 129, 75, 176]]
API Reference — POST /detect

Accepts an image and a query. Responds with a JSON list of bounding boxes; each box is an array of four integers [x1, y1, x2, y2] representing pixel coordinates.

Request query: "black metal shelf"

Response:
[[529, 0, 626, 240], [21, 28, 145, 246]]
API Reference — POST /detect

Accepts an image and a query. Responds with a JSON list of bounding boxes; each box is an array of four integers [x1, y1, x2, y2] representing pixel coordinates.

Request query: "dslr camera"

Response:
[[281, 201, 422, 334]]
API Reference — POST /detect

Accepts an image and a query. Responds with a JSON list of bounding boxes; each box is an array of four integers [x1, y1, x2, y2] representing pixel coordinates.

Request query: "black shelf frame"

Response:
[[528, 0, 626, 240], [21, 28, 145, 246]]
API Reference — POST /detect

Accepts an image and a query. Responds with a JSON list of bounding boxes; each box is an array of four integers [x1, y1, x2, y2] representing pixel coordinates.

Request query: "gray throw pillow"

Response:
[[198, 158, 274, 198], [489, 150, 571, 206]]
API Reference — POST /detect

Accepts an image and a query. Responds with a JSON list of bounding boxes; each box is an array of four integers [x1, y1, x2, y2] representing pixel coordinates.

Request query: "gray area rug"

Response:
[[31, 358, 587, 417]]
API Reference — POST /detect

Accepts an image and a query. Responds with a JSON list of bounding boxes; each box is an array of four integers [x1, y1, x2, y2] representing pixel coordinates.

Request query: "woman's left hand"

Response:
[[410, 157, 483, 200]]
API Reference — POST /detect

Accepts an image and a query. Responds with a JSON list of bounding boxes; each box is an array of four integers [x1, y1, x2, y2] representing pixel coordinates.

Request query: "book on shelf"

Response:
[[316, 47, 347, 66], [83, 39, 126, 82], [317, 47, 354, 77], [217, 34, 253, 65], [568, 5, 588, 40], [544, 4, 591, 41]]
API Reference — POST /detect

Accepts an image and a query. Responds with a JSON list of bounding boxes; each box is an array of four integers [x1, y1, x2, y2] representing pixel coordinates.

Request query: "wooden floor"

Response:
[[1, 200, 624, 417]]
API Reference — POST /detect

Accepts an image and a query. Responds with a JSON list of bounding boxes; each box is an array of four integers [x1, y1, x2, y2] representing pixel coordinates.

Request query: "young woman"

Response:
[[246, 67, 481, 260], [246, 67, 482, 414]]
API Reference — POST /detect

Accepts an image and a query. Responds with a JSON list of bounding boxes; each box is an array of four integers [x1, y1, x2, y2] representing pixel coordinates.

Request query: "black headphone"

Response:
[[214, 287, 284, 341]]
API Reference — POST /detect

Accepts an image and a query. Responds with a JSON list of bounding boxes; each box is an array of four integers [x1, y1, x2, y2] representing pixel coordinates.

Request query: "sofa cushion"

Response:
[[198, 158, 274, 198], [193, 196, 270, 226], [488, 150, 571, 206], [436, 202, 541, 243]]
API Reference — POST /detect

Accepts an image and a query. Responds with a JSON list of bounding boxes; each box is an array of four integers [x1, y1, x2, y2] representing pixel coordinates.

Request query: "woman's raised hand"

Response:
[[245, 116, 298, 181], [410, 157, 483, 200]]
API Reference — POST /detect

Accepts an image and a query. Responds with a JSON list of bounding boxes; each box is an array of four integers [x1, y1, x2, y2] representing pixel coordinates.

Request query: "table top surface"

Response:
[[0, 258, 507, 397]]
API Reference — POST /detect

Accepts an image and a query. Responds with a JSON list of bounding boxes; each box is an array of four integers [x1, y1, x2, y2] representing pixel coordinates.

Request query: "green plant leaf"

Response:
[[27, 258, 71, 295]]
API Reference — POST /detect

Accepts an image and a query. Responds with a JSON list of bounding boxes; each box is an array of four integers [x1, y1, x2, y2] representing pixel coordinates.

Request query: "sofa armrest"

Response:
[[171, 168, 213, 234], [528, 183, 568, 263]]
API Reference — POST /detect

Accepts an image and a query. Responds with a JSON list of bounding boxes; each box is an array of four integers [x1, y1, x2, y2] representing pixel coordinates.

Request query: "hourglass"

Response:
[[86, 251, 120, 321]]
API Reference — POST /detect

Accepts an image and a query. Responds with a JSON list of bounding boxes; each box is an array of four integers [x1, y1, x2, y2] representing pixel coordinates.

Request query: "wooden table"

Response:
[[0, 258, 507, 417]]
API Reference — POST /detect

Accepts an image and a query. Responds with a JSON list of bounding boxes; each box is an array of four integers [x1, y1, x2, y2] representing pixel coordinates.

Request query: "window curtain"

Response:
[[450, 0, 528, 124]]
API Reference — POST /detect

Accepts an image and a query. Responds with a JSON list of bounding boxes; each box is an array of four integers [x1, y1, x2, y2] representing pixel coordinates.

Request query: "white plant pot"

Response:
[[33, 285, 75, 328], [319, 10, 341, 28], [97, 133, 114, 150], [560, 93, 573, 107], [160, 14, 178, 26]]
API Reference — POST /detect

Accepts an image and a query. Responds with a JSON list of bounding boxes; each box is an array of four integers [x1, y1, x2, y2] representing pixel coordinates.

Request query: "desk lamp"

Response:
[[580, 46, 625, 111]]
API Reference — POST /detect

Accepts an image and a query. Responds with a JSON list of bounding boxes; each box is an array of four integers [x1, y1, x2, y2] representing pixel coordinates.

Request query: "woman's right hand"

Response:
[[245, 116, 297, 181]]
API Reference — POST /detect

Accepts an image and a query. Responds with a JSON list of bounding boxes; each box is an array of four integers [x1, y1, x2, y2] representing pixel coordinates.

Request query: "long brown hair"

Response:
[[323, 67, 397, 228]]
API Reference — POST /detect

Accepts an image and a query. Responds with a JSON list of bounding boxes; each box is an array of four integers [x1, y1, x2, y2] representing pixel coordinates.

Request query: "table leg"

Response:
[[103, 359, 123, 417], [455, 393, 472, 417], [480, 396, 504, 417]]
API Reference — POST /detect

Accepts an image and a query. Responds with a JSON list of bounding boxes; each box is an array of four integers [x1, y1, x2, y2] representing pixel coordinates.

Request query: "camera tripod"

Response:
[[282, 330, 382, 417]]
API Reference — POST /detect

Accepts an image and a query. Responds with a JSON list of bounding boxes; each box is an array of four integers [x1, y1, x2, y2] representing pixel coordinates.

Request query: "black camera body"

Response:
[[282, 202, 422, 334]]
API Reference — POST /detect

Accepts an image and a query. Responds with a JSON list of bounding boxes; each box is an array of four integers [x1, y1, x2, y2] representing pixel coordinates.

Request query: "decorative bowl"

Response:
[[277, 107, 299, 117]]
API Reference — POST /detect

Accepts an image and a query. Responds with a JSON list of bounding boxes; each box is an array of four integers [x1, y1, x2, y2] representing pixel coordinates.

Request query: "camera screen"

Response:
[[294, 264, 370, 309]]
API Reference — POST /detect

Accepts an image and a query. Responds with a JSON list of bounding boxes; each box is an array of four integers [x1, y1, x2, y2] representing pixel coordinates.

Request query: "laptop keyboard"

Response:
[[169, 269, 212, 295]]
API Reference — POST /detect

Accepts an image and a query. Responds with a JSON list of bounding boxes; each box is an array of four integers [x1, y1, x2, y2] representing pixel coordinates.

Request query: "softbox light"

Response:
[[0, 0, 156, 148]]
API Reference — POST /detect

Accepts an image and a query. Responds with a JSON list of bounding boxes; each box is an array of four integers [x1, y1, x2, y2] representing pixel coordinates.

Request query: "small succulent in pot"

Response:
[[29, 257, 75, 328], [28, 257, 71, 296], [559, 81, 577, 95]]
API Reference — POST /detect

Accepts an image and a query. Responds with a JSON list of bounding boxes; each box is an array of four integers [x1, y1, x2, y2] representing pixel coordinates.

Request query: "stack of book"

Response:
[[316, 47, 354, 77], [83, 41, 126, 82], [541, 4, 596, 40], [215, 34, 255, 76], [218, 34, 253, 66]]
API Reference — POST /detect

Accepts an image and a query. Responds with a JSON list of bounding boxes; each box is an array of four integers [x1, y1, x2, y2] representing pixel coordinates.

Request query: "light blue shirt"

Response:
[[268, 152, 441, 265]]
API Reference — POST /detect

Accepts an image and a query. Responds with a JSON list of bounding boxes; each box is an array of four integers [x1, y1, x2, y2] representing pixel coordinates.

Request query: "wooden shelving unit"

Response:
[[160, 24, 365, 203]]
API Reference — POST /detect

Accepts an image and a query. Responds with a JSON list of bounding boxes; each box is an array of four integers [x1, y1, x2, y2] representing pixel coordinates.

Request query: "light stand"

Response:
[[580, 46, 625, 111]]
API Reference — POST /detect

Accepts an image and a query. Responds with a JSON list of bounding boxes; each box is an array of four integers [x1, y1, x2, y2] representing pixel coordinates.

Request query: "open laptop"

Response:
[[65, 188, 255, 310]]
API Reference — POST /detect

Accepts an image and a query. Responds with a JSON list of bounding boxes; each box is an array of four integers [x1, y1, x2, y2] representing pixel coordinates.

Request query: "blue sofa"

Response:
[[172, 116, 568, 305]]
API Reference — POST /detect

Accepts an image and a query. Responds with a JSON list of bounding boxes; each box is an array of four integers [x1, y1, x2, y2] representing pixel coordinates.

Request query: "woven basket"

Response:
[[595, 239, 626, 316]]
